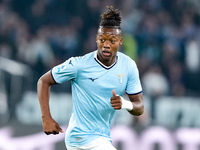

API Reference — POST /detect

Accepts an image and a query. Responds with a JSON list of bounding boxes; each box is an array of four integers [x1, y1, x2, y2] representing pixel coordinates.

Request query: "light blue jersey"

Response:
[[51, 50, 142, 147]]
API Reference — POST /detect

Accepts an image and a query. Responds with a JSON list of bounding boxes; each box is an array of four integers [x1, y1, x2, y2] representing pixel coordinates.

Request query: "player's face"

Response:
[[96, 27, 123, 66]]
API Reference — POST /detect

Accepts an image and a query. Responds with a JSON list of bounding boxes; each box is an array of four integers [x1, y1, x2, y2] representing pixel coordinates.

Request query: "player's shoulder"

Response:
[[117, 51, 136, 64], [67, 51, 95, 63], [81, 51, 95, 60]]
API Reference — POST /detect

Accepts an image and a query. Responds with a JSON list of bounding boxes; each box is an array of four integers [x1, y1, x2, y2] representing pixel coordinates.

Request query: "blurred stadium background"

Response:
[[0, 0, 200, 150]]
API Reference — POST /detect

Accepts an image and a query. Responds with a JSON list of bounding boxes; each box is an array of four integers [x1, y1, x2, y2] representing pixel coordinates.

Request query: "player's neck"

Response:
[[97, 55, 117, 67]]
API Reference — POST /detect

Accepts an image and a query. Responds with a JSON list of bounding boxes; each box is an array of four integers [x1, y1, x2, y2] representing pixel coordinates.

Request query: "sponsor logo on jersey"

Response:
[[88, 77, 98, 82], [69, 60, 74, 66]]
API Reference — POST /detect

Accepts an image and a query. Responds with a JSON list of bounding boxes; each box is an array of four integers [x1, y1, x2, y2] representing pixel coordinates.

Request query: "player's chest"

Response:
[[77, 67, 128, 89]]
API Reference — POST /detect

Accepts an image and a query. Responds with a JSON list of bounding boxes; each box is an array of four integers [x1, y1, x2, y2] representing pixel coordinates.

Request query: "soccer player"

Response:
[[37, 6, 144, 150]]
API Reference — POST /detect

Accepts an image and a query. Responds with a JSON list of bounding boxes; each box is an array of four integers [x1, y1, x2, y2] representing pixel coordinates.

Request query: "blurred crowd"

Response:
[[0, 0, 200, 98]]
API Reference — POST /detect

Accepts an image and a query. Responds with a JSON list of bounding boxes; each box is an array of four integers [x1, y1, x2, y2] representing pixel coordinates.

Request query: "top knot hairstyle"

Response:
[[99, 6, 121, 29]]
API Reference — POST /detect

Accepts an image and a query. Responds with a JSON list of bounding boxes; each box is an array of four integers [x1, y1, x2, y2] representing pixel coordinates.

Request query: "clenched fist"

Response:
[[110, 89, 122, 110]]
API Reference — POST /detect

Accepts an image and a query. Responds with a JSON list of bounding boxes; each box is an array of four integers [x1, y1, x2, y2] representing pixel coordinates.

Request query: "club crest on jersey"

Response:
[[115, 74, 126, 84]]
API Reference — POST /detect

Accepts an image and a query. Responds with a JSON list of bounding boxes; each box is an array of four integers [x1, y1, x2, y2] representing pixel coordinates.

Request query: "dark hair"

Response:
[[99, 6, 121, 29]]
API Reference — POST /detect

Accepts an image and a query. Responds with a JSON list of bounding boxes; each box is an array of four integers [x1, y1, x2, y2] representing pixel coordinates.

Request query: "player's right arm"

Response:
[[37, 71, 64, 135]]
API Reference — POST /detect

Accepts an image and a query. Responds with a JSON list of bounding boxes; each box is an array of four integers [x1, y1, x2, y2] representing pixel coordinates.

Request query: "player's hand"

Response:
[[42, 116, 64, 135], [110, 89, 122, 110]]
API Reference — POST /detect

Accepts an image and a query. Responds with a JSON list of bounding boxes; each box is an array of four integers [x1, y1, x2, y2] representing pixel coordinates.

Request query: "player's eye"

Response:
[[111, 40, 115, 43], [100, 39, 105, 42]]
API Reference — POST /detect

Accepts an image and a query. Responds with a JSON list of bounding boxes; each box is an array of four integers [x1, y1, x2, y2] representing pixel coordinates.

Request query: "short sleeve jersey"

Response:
[[51, 50, 142, 147]]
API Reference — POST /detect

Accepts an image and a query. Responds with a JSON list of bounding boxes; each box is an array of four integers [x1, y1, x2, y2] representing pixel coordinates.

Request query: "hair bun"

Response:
[[100, 6, 121, 27]]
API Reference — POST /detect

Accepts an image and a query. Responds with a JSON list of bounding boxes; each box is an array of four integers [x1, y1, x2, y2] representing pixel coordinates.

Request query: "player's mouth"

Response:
[[102, 51, 111, 57]]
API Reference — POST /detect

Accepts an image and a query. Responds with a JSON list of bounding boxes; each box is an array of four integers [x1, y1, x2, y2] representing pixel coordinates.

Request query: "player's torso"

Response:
[[67, 52, 131, 143], [72, 53, 129, 115], [76, 60, 128, 96]]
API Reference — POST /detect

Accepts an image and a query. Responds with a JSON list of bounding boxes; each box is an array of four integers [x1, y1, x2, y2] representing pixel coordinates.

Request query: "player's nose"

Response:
[[103, 41, 110, 49]]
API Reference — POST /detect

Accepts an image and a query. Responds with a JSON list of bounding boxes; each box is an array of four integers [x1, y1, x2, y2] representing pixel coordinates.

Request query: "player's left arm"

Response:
[[111, 60, 144, 115], [111, 90, 144, 116], [127, 92, 144, 116]]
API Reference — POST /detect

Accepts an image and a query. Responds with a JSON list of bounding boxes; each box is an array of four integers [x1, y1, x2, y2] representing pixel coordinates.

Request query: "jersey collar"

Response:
[[94, 50, 118, 70]]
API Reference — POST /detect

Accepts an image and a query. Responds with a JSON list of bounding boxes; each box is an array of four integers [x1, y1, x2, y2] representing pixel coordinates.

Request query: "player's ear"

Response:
[[96, 36, 98, 43], [119, 37, 123, 45]]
